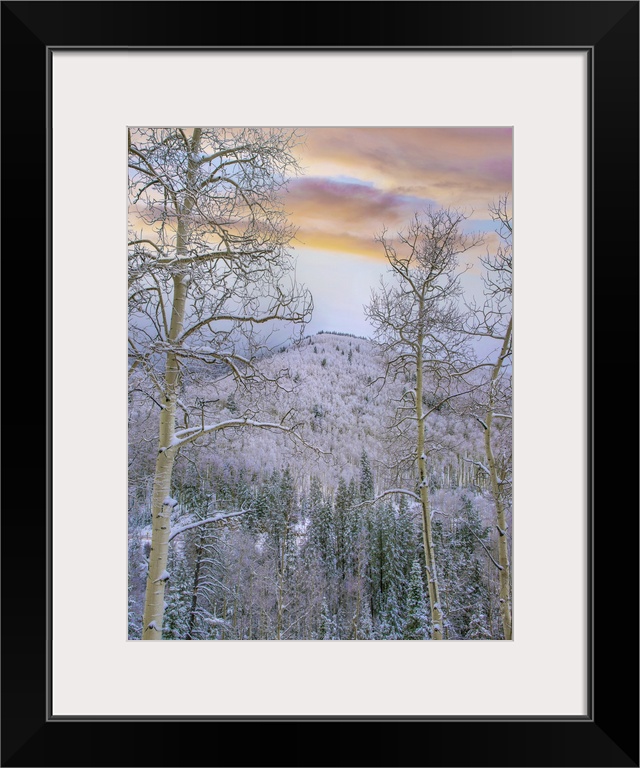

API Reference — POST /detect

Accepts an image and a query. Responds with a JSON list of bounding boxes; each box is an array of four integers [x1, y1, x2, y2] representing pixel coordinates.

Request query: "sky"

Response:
[[282, 127, 513, 338]]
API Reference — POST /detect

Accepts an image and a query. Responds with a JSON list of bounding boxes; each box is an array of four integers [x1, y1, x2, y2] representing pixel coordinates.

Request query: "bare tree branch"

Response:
[[168, 510, 247, 542]]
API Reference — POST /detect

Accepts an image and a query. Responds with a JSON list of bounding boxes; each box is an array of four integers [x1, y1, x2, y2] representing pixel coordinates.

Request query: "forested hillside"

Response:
[[128, 332, 511, 640]]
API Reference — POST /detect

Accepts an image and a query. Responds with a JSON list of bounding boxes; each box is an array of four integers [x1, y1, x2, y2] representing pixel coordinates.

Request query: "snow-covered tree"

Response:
[[359, 450, 374, 501], [269, 468, 298, 640], [306, 476, 335, 575], [319, 597, 338, 640], [404, 558, 429, 639], [128, 127, 313, 639], [433, 492, 492, 639], [365, 207, 482, 639], [464, 560, 492, 640], [467, 194, 513, 639]]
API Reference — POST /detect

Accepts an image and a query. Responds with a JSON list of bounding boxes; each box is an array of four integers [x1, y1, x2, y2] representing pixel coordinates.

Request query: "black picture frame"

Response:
[[2, 2, 637, 766]]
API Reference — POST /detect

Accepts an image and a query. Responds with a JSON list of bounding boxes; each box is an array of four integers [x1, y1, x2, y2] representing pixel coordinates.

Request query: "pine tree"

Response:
[[357, 596, 374, 640], [244, 482, 270, 533], [379, 581, 402, 639], [464, 560, 492, 640], [334, 477, 353, 580], [432, 492, 493, 639], [263, 468, 298, 639], [396, 495, 419, 587], [162, 535, 196, 640], [404, 559, 429, 639], [319, 597, 338, 640], [306, 476, 335, 574], [127, 583, 141, 641], [366, 502, 405, 636], [359, 450, 374, 501], [347, 477, 361, 547], [127, 534, 147, 639]]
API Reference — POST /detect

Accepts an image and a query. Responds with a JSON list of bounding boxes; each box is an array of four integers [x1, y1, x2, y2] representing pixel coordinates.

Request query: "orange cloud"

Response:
[[293, 228, 384, 261]]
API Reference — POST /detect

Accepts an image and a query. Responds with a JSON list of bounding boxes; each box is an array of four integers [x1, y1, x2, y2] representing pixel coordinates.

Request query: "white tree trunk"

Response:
[[140, 342, 182, 639], [141, 407, 177, 639], [485, 317, 512, 640], [416, 332, 444, 640], [141, 132, 201, 640]]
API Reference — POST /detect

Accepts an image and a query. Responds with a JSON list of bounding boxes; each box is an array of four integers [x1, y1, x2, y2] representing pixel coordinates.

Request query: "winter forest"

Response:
[[128, 126, 513, 641]]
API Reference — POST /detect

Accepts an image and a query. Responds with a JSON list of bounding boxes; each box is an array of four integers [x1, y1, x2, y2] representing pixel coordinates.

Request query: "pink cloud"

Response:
[[287, 177, 425, 228], [299, 127, 512, 209]]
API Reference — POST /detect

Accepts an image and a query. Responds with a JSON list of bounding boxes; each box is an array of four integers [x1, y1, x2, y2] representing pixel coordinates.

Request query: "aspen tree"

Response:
[[128, 128, 312, 639], [468, 195, 513, 639], [365, 208, 481, 639]]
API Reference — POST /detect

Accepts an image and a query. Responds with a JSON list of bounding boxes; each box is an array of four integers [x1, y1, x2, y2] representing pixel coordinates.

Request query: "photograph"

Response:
[[1, 0, 636, 760], [127, 126, 513, 642]]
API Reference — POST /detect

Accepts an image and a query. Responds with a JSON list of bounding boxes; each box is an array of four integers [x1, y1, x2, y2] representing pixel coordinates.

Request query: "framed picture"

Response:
[[3, 1, 637, 765]]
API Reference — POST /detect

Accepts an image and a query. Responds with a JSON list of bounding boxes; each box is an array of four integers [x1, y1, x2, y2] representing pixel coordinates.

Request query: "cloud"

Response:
[[288, 176, 427, 224], [284, 128, 512, 259], [286, 177, 434, 259], [293, 228, 384, 261], [297, 127, 512, 211]]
